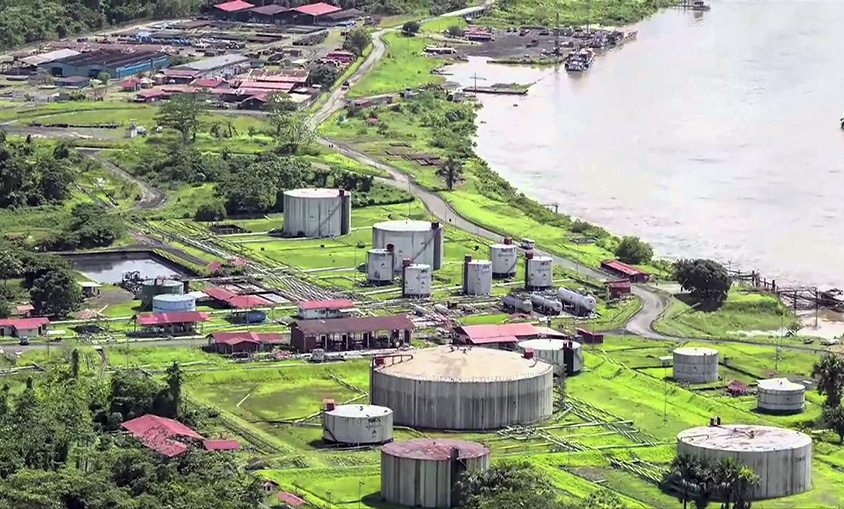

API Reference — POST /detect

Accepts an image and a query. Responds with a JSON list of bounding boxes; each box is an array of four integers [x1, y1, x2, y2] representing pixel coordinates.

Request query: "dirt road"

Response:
[[77, 147, 167, 210]]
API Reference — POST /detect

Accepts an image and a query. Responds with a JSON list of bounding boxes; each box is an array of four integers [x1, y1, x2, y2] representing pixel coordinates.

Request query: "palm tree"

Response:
[[663, 455, 706, 509], [711, 457, 759, 509]]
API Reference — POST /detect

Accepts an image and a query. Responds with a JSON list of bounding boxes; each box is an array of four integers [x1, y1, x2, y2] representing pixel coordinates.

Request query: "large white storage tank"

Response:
[[321, 403, 393, 445], [282, 188, 351, 238], [152, 293, 196, 313], [673, 347, 719, 383], [381, 438, 490, 508], [757, 378, 805, 414], [402, 261, 431, 298], [366, 247, 394, 284], [517, 339, 583, 376], [524, 252, 553, 290], [490, 238, 517, 278], [677, 424, 812, 499], [557, 287, 597, 315], [372, 220, 444, 271], [463, 255, 492, 296]]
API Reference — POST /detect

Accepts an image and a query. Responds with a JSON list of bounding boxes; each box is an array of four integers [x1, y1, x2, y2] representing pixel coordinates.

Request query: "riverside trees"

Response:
[[813, 353, 844, 442]]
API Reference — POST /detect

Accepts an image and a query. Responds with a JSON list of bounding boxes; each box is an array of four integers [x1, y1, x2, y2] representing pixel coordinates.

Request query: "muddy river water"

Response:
[[448, 0, 844, 288]]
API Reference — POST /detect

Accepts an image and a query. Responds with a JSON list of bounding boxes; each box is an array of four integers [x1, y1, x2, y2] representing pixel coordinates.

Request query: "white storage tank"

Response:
[[677, 424, 812, 499], [524, 252, 553, 290], [557, 287, 597, 315], [530, 294, 562, 315], [372, 220, 444, 271], [366, 247, 394, 284], [757, 378, 805, 414], [152, 293, 197, 313], [381, 438, 490, 508], [490, 238, 517, 278], [502, 294, 532, 314], [141, 278, 184, 308], [673, 347, 719, 383], [463, 255, 492, 296], [322, 403, 393, 445], [282, 188, 351, 238], [517, 339, 583, 375], [402, 261, 431, 298]]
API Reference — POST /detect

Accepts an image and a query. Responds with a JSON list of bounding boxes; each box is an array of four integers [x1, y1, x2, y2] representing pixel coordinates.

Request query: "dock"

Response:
[[463, 86, 528, 95]]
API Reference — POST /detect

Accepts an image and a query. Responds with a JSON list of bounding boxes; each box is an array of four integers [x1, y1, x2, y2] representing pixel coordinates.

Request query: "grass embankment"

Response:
[[653, 288, 796, 339], [481, 0, 659, 27], [348, 32, 446, 98]]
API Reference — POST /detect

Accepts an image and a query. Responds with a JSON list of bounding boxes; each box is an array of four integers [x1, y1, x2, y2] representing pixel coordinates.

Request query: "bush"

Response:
[[446, 25, 465, 37], [675, 258, 731, 304], [194, 202, 227, 222], [402, 21, 420, 35], [614, 236, 653, 264]]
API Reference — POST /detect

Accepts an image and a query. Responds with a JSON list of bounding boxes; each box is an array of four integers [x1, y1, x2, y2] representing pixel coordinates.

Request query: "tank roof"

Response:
[[375, 346, 552, 381], [143, 278, 181, 286], [467, 259, 492, 266], [677, 425, 811, 452], [152, 294, 194, 302], [373, 220, 436, 231], [406, 263, 430, 270], [529, 255, 553, 262], [326, 404, 392, 418], [285, 188, 347, 198], [673, 347, 718, 356], [490, 243, 516, 249], [757, 378, 805, 392], [381, 438, 488, 460], [518, 338, 581, 351]]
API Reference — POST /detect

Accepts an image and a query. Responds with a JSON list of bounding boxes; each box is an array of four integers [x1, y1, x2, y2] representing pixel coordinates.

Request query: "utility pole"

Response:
[[554, 0, 561, 55], [469, 72, 486, 91]]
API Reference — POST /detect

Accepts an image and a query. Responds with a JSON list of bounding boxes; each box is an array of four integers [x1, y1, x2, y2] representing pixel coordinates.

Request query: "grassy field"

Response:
[[348, 32, 446, 97], [421, 16, 467, 33], [481, 0, 659, 27]]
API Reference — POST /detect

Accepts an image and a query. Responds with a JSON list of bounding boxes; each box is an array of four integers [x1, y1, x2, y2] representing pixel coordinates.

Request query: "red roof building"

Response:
[[134, 88, 169, 102], [575, 328, 604, 344], [293, 2, 341, 16], [122, 78, 142, 91], [135, 311, 208, 336], [203, 287, 272, 309], [209, 330, 285, 354], [237, 80, 296, 92], [277, 492, 308, 508], [601, 260, 649, 283], [203, 439, 241, 451], [214, 0, 255, 12], [607, 279, 632, 299], [0, 317, 50, 338], [297, 299, 354, 319], [191, 78, 225, 89], [291, 315, 413, 353], [453, 322, 567, 348], [122, 415, 239, 457], [11, 304, 34, 317]]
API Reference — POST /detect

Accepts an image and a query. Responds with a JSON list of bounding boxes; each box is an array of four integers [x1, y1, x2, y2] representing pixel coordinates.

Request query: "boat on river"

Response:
[[692, 0, 711, 11], [565, 49, 594, 72]]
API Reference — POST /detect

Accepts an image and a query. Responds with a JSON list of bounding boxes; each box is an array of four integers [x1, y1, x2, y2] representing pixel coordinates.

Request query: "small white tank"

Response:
[[152, 293, 196, 313], [463, 255, 492, 296], [525, 253, 553, 290], [367, 248, 394, 284], [757, 378, 805, 414], [402, 262, 431, 298], [490, 239, 517, 278], [673, 347, 719, 383], [557, 287, 597, 315], [322, 404, 393, 445]]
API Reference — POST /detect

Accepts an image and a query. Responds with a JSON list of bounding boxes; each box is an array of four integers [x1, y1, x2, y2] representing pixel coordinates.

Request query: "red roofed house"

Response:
[[277, 492, 308, 508], [134, 88, 170, 103], [323, 50, 356, 66], [135, 311, 209, 335], [291, 315, 413, 353], [297, 299, 354, 320], [292, 2, 341, 24], [191, 78, 224, 89], [202, 287, 271, 323], [453, 322, 567, 349], [122, 78, 142, 92], [0, 317, 50, 339], [208, 330, 286, 354], [214, 0, 255, 20], [122, 414, 239, 457], [607, 279, 632, 299], [601, 259, 649, 283]]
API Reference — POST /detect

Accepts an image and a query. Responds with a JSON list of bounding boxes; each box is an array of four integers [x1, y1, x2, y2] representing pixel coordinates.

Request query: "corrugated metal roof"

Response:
[[0, 317, 49, 329], [136, 311, 208, 326], [20, 49, 80, 67], [214, 0, 255, 12], [121, 415, 203, 457], [293, 315, 413, 335], [250, 4, 289, 15], [456, 323, 540, 344], [203, 439, 240, 450], [211, 331, 284, 345], [601, 259, 646, 277], [180, 53, 249, 71], [298, 299, 354, 311], [293, 2, 341, 16]]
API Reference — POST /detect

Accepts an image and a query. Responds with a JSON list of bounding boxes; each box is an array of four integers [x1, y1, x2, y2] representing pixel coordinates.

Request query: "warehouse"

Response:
[[319, 8, 363, 25], [290, 315, 413, 353], [250, 4, 290, 23], [202, 287, 273, 323], [291, 2, 342, 24], [213, 0, 255, 21], [40, 50, 170, 79], [175, 54, 251, 80], [601, 259, 649, 283], [452, 322, 568, 349], [18, 49, 80, 72], [207, 331, 285, 354]]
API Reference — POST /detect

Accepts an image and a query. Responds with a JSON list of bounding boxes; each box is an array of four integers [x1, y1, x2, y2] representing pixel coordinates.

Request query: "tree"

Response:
[[51, 203, 125, 249], [164, 362, 184, 418], [674, 258, 731, 304], [342, 27, 371, 56], [402, 20, 420, 35], [822, 404, 844, 443], [0, 298, 9, 319], [194, 202, 227, 222], [662, 454, 709, 509], [614, 235, 653, 264], [813, 353, 844, 408], [97, 70, 110, 95], [30, 266, 83, 318], [274, 110, 315, 154], [710, 457, 759, 509], [458, 462, 558, 509], [308, 64, 340, 87], [436, 156, 464, 190], [447, 25, 466, 37], [0, 249, 22, 286], [155, 93, 208, 143]]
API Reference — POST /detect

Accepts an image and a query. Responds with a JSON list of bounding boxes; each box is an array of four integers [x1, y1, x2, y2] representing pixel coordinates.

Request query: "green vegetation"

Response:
[[483, 0, 659, 27], [349, 32, 446, 97], [615, 235, 653, 265], [675, 258, 731, 304]]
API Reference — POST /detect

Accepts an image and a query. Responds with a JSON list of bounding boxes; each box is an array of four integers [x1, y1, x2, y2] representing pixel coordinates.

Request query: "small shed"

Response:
[[607, 279, 632, 299], [727, 380, 748, 396], [122, 78, 142, 92], [78, 281, 102, 297], [601, 260, 649, 283]]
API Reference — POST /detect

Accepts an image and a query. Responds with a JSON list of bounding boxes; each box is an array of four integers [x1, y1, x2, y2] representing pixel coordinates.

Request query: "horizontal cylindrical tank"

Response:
[[282, 188, 351, 238], [757, 378, 805, 414], [673, 347, 719, 383], [464, 256, 492, 296], [557, 287, 597, 314], [371, 347, 553, 430], [677, 425, 812, 499], [366, 248, 394, 284], [530, 294, 562, 315], [152, 293, 196, 313], [502, 294, 532, 314], [517, 339, 583, 376], [372, 220, 443, 271], [489, 241, 517, 278], [381, 438, 490, 508], [402, 262, 431, 298], [322, 404, 393, 445], [525, 254, 553, 290], [141, 278, 184, 308]]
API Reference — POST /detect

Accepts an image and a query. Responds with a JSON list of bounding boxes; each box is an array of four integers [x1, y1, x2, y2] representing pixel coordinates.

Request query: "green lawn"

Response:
[[481, 0, 658, 28], [349, 32, 446, 97]]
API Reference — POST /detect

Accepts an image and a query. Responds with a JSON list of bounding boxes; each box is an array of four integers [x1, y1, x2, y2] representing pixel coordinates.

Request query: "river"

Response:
[[448, 0, 844, 288]]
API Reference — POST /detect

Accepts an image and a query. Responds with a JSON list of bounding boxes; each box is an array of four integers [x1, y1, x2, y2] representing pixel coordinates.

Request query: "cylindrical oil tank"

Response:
[[463, 256, 492, 296], [366, 248, 394, 284], [489, 239, 517, 278], [141, 278, 184, 308], [282, 188, 351, 238], [322, 404, 393, 445], [524, 253, 553, 290], [371, 346, 553, 430], [372, 220, 444, 271], [530, 294, 562, 315], [757, 378, 805, 414], [152, 293, 196, 313], [402, 262, 431, 298], [557, 287, 597, 314], [517, 339, 583, 376], [677, 425, 812, 499], [502, 294, 532, 314], [673, 347, 719, 383], [381, 438, 490, 508]]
